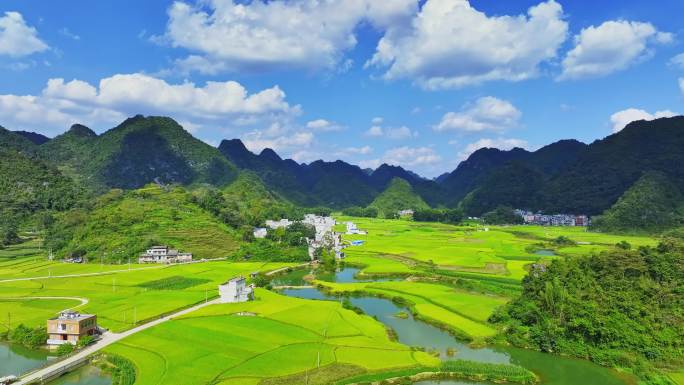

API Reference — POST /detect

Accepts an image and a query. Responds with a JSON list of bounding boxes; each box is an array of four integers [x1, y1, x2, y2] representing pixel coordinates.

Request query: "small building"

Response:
[[219, 276, 254, 303], [265, 219, 293, 229], [47, 311, 98, 346], [253, 227, 268, 239], [346, 222, 367, 235], [138, 245, 193, 264], [398, 209, 414, 217]]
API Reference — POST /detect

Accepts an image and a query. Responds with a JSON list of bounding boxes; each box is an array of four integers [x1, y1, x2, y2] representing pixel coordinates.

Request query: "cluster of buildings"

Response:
[[398, 209, 414, 217], [138, 245, 193, 264], [514, 210, 590, 227], [258, 214, 368, 261]]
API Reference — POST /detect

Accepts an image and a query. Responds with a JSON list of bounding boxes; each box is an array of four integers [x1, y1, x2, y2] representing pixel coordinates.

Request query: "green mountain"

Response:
[[542, 117, 684, 215], [0, 126, 37, 154], [46, 185, 240, 262], [13, 130, 50, 145], [369, 178, 429, 217], [591, 172, 684, 232], [0, 147, 84, 226], [40, 116, 238, 191]]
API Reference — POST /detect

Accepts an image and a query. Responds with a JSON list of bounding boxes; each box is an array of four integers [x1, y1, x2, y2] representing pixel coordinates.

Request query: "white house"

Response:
[[219, 276, 254, 303], [253, 227, 268, 239], [265, 219, 293, 229], [346, 222, 367, 235], [138, 246, 192, 264], [398, 209, 414, 217]]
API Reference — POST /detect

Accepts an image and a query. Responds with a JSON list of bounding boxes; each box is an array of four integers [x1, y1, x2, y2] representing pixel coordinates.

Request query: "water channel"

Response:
[[0, 342, 110, 384], [278, 267, 635, 385]]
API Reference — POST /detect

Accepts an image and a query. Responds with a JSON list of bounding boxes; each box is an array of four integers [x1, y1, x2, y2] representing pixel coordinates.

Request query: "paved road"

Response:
[[0, 258, 228, 284], [16, 298, 221, 385]]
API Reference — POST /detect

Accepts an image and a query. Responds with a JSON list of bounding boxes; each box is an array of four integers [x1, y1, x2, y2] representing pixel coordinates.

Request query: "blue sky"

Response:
[[0, 0, 683, 177]]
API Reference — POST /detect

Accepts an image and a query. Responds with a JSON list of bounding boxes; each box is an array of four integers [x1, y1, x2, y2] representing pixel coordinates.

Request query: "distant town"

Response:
[[514, 209, 590, 227]]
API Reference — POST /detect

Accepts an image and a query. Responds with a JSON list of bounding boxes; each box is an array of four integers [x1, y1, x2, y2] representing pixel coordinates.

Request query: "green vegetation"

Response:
[[100, 354, 136, 385], [6, 324, 48, 348], [369, 178, 429, 218], [0, 261, 294, 332], [592, 172, 684, 233], [0, 147, 84, 230], [45, 185, 241, 262], [493, 237, 684, 384], [412, 208, 464, 224], [104, 289, 438, 384], [136, 276, 211, 290], [335, 360, 537, 385], [39, 116, 237, 191], [482, 206, 524, 225]]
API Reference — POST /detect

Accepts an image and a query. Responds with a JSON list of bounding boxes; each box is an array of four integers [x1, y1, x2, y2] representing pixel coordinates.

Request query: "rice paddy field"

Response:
[[0, 217, 663, 384], [105, 289, 438, 385], [0, 260, 295, 332], [336, 216, 658, 281]]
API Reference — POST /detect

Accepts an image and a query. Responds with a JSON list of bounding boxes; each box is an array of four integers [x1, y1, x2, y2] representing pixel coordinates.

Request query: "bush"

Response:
[[77, 335, 94, 348], [56, 343, 74, 356], [9, 324, 47, 348]]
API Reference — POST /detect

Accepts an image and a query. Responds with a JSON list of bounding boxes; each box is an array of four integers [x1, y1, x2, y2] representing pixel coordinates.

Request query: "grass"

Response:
[[337, 216, 658, 281], [0, 260, 295, 332], [104, 289, 439, 384], [0, 298, 81, 331]]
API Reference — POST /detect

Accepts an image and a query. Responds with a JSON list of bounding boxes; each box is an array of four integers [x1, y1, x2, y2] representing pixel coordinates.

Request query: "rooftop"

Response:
[[50, 311, 95, 321]]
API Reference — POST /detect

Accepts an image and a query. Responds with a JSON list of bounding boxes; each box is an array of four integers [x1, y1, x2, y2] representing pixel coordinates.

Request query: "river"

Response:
[[278, 267, 635, 385], [0, 342, 110, 384]]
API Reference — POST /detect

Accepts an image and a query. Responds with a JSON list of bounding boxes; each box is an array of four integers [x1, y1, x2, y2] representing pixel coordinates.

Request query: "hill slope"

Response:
[[591, 172, 684, 232], [46, 185, 240, 261], [0, 148, 83, 226], [542, 117, 684, 215], [369, 178, 429, 217]]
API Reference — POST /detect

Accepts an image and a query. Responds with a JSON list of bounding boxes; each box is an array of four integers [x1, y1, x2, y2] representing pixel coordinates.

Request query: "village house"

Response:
[[514, 209, 590, 227], [398, 209, 414, 217], [138, 245, 193, 264], [253, 227, 268, 239], [265, 218, 293, 229], [346, 222, 367, 235], [47, 311, 98, 346], [219, 276, 254, 303]]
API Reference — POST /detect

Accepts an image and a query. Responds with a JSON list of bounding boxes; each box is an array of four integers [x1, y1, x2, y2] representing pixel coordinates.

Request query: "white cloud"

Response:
[[559, 20, 672, 80], [306, 119, 343, 132], [609, 108, 678, 133], [368, 0, 568, 89], [59, 28, 80, 41], [162, 0, 416, 73], [336, 145, 373, 156], [435, 96, 521, 132], [0, 11, 48, 57], [371, 117, 384, 125], [670, 53, 684, 69], [242, 129, 314, 155], [383, 146, 441, 167], [0, 73, 298, 137], [458, 138, 529, 160], [365, 125, 384, 137], [679, 78, 684, 94], [364, 124, 416, 139]]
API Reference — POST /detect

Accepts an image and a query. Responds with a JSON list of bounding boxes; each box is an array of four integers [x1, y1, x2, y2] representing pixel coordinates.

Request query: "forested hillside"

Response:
[[369, 178, 429, 217], [493, 238, 684, 384], [39, 116, 238, 191], [592, 172, 684, 233]]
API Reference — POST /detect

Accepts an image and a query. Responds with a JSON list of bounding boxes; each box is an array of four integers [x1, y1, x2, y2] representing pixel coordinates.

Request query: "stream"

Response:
[[277, 267, 635, 385]]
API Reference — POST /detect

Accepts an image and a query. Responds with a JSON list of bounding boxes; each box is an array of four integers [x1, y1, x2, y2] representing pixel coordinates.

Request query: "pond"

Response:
[[0, 342, 110, 384], [280, 267, 634, 385], [534, 249, 556, 256]]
